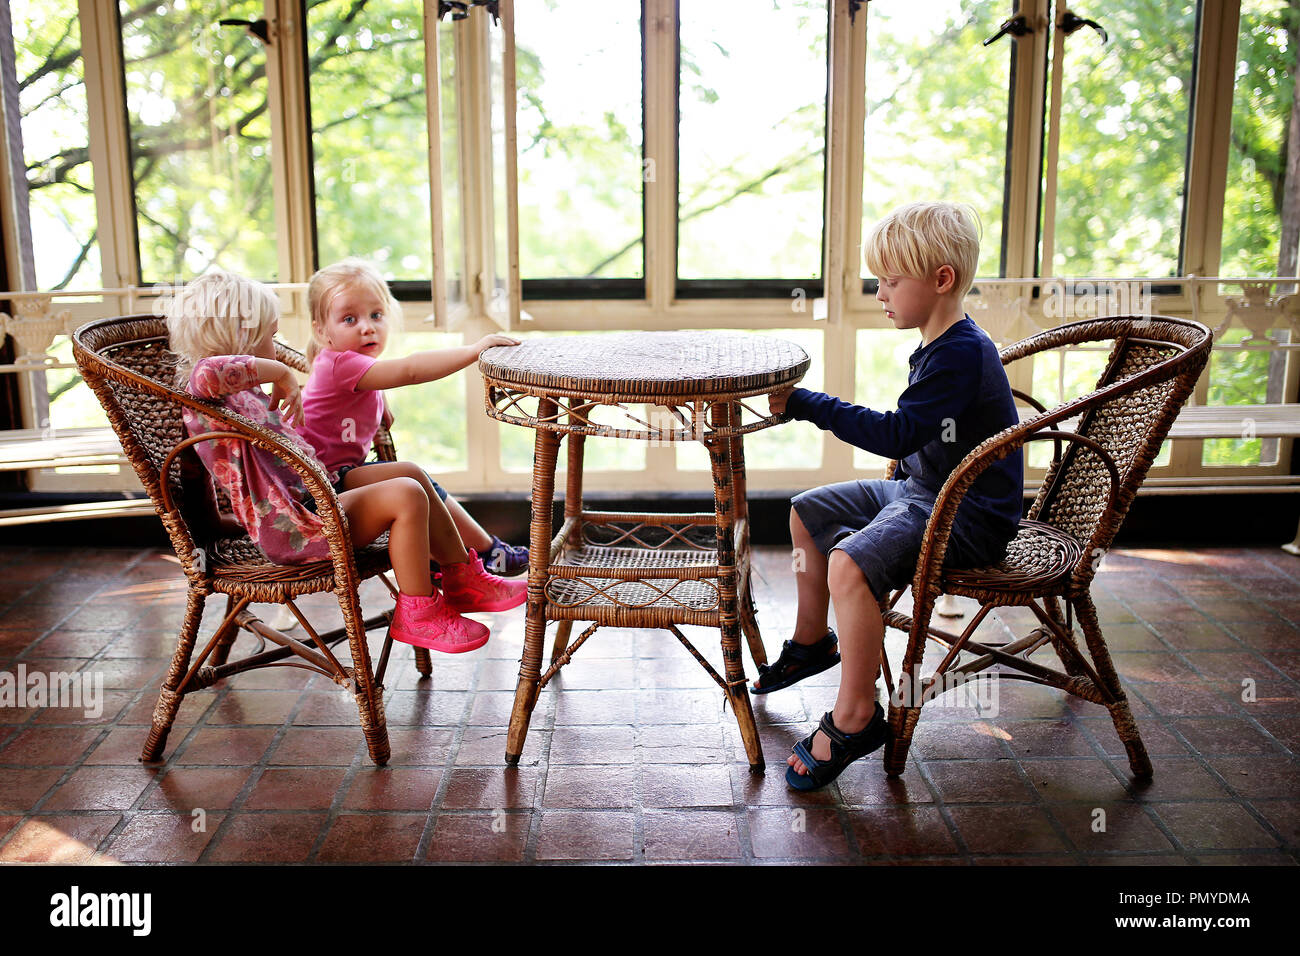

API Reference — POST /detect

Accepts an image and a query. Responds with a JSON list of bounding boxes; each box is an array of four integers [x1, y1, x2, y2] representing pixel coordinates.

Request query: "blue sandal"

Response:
[[785, 704, 890, 791], [750, 630, 840, 695]]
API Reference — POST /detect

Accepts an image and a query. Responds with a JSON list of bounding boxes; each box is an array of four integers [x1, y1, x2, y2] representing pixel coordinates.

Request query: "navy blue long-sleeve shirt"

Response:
[[787, 317, 1023, 538]]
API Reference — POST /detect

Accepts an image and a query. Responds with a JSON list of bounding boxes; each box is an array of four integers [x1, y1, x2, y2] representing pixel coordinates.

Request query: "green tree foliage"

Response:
[[1221, 0, 1300, 275], [1052, 0, 1198, 277], [861, 1, 1010, 279]]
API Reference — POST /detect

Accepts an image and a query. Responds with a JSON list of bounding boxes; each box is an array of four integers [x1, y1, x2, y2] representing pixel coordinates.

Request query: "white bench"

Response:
[[0, 427, 152, 526], [1166, 403, 1300, 555]]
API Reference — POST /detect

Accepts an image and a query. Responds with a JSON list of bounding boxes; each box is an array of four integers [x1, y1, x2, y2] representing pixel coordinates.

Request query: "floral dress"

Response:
[[183, 355, 335, 564]]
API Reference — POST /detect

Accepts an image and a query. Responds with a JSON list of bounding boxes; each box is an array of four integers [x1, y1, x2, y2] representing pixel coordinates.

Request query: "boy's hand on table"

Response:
[[769, 385, 795, 416]]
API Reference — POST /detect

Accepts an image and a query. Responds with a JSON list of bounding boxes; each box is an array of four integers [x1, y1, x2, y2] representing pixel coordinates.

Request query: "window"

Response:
[[515, 0, 644, 295], [1042, 1, 1199, 277], [860, 0, 1012, 283], [308, 0, 433, 280], [10, 0, 99, 292], [677, 0, 827, 294], [121, 0, 277, 282], [1220, 0, 1300, 276]]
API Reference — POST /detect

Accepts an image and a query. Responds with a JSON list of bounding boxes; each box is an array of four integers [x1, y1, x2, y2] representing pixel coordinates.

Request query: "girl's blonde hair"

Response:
[[306, 258, 403, 364], [864, 201, 982, 300], [166, 269, 280, 383]]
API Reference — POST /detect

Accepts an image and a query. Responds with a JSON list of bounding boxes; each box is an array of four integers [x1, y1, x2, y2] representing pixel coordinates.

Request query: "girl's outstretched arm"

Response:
[[355, 333, 519, 390]]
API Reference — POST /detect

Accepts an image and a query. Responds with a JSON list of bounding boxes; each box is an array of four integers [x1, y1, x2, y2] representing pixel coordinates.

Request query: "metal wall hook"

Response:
[[984, 14, 1032, 47], [217, 18, 270, 44], [438, 1, 497, 25], [1061, 10, 1108, 44]]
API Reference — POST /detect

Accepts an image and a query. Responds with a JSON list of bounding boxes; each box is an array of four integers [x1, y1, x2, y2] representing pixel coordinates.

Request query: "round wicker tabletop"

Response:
[[479, 331, 810, 401]]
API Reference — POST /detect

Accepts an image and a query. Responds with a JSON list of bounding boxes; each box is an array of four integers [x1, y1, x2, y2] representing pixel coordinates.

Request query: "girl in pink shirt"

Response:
[[166, 269, 496, 654], [299, 258, 527, 615]]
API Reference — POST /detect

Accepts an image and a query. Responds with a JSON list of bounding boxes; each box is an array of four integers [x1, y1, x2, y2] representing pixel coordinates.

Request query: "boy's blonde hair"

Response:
[[863, 201, 982, 300], [165, 269, 280, 383], [306, 258, 403, 364]]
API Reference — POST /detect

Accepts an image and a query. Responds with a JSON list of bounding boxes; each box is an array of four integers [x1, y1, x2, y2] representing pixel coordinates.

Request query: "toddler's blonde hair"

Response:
[[306, 258, 403, 364], [864, 201, 982, 300], [166, 269, 280, 384]]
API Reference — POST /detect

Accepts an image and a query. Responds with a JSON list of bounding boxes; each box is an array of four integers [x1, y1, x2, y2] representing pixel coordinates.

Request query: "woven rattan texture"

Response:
[[558, 543, 718, 572], [581, 521, 716, 551], [1036, 343, 1178, 541], [942, 519, 1083, 594], [208, 534, 391, 585], [479, 331, 810, 399]]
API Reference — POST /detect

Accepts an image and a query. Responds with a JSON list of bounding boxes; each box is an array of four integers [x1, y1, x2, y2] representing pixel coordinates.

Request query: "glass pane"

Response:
[[677, 329, 823, 471], [861, 1, 1010, 280], [1201, 328, 1287, 466], [121, 0, 277, 282], [851, 329, 915, 470], [383, 328, 468, 472], [1046, 1, 1197, 276], [515, 0, 643, 280], [1220, 0, 1300, 275], [439, 22, 465, 307], [13, 0, 100, 290], [44, 338, 110, 431], [678, 0, 826, 280], [498, 332, 645, 472], [309, 1, 431, 278]]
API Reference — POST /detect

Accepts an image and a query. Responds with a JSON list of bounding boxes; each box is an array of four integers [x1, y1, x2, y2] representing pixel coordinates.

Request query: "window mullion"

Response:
[[78, 0, 136, 296], [831, 0, 865, 318], [267, 0, 314, 317], [1002, 0, 1051, 280], [644, 0, 676, 318], [1182, 0, 1240, 277]]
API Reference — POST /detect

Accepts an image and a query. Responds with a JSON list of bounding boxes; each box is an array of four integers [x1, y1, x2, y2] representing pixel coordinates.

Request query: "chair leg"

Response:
[[550, 620, 573, 664], [141, 584, 207, 762], [412, 646, 432, 677], [883, 702, 922, 777], [208, 594, 240, 667], [337, 586, 390, 766], [882, 609, 932, 777], [1072, 591, 1152, 779], [738, 582, 767, 668]]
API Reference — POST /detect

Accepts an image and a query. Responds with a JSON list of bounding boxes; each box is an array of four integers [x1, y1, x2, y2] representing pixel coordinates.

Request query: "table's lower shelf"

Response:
[[544, 544, 723, 627]]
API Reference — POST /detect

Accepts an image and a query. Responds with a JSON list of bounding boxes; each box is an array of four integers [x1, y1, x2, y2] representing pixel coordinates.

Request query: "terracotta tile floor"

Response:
[[0, 543, 1296, 866]]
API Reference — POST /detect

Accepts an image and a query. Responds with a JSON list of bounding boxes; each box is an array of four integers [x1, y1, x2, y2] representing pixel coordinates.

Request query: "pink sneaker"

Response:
[[389, 590, 489, 654], [441, 549, 528, 613]]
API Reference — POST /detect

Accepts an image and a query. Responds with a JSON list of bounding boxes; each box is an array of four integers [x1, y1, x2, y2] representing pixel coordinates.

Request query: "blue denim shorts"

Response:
[[792, 478, 1010, 599]]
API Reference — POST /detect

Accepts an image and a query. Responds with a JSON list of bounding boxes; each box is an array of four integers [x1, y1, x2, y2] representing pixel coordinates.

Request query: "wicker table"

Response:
[[480, 331, 810, 771]]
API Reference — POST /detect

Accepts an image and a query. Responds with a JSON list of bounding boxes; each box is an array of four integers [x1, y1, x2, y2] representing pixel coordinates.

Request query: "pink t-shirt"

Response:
[[301, 348, 385, 473]]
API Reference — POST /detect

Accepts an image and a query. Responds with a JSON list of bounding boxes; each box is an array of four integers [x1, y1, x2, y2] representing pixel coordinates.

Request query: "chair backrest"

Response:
[[71, 315, 217, 566], [1001, 316, 1212, 569]]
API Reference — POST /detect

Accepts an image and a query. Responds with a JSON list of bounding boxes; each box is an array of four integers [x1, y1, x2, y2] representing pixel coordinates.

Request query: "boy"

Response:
[[756, 201, 1024, 791]]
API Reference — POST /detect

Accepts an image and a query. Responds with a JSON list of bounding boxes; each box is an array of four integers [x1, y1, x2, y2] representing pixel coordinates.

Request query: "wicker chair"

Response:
[[879, 315, 1212, 780], [71, 315, 430, 766]]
